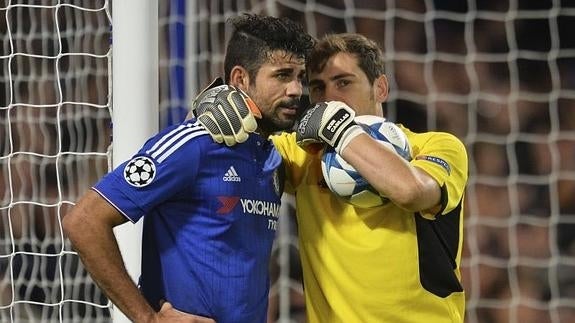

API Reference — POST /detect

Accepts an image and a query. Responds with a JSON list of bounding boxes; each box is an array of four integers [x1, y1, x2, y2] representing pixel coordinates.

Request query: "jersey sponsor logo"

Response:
[[216, 196, 280, 218], [123, 156, 156, 187], [239, 199, 280, 218], [216, 196, 240, 214], [416, 155, 451, 175], [223, 166, 241, 182]]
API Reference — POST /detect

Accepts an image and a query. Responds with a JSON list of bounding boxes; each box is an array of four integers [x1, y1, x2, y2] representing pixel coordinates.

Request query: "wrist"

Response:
[[334, 123, 364, 155]]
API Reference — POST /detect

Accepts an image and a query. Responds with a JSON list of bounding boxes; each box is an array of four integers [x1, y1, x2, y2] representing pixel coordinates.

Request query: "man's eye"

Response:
[[309, 86, 323, 94], [336, 80, 350, 87]]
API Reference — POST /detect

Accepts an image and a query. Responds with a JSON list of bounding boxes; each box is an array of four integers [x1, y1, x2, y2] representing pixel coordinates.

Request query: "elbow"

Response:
[[62, 204, 95, 249], [62, 207, 81, 245], [387, 182, 431, 212], [390, 193, 422, 213]]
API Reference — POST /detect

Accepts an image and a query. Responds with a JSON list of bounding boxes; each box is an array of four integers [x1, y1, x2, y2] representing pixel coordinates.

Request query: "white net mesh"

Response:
[[3, 0, 575, 322], [1, 0, 112, 321]]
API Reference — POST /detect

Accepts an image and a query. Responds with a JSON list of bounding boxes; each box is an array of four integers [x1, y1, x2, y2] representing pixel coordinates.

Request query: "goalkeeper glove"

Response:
[[296, 101, 364, 154], [192, 77, 261, 146]]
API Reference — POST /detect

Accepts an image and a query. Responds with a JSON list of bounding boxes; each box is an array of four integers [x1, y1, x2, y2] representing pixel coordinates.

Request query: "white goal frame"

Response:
[[111, 0, 158, 322]]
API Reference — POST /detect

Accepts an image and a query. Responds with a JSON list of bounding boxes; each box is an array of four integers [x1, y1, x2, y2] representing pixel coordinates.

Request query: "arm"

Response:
[[296, 101, 441, 213], [63, 190, 155, 322], [63, 190, 216, 323], [340, 134, 441, 212]]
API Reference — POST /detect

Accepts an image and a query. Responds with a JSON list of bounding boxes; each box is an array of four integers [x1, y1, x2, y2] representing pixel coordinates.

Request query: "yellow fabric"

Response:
[[271, 126, 468, 323]]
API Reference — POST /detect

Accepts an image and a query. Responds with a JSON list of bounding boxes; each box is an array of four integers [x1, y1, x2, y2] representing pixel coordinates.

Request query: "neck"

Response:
[[256, 128, 271, 139]]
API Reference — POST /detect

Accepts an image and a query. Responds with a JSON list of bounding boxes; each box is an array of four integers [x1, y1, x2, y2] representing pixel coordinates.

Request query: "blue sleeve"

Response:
[[93, 122, 208, 222]]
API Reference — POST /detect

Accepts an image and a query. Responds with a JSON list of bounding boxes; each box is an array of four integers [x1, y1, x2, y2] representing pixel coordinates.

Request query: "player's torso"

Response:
[[165, 135, 283, 246], [272, 131, 465, 323], [111, 122, 283, 322], [120, 122, 284, 256], [155, 135, 283, 321]]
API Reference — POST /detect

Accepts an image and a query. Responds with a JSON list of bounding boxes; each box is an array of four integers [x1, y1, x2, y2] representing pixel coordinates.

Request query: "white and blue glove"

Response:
[[296, 101, 365, 154], [191, 78, 260, 146]]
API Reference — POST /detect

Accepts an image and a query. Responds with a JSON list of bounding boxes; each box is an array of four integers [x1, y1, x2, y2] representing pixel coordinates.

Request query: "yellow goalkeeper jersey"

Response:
[[271, 126, 467, 323]]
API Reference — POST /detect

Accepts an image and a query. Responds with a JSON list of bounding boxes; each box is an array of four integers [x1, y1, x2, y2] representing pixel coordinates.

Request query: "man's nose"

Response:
[[286, 80, 303, 97]]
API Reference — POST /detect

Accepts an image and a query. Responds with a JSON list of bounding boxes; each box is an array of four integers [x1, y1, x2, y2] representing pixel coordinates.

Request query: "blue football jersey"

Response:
[[93, 119, 284, 323]]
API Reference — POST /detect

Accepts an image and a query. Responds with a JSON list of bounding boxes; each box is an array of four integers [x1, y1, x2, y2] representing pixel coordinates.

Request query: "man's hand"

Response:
[[296, 101, 364, 154], [156, 301, 216, 322], [190, 78, 260, 147]]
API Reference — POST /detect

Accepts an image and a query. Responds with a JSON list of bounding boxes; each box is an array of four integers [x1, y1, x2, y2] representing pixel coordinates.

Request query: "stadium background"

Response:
[[1, 0, 575, 322]]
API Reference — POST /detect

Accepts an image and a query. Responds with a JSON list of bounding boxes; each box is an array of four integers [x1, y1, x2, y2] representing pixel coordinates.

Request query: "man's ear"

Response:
[[229, 66, 250, 92], [374, 74, 389, 102]]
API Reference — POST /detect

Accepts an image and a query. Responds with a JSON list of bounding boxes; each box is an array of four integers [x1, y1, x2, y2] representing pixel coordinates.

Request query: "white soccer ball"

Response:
[[321, 115, 411, 208]]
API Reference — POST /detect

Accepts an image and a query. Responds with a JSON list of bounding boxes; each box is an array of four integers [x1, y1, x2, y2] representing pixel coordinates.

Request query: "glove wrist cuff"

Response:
[[335, 124, 364, 155]]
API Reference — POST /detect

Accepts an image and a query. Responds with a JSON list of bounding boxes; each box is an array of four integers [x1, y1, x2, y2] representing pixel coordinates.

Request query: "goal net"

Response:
[[2, 1, 575, 323], [1, 0, 112, 322]]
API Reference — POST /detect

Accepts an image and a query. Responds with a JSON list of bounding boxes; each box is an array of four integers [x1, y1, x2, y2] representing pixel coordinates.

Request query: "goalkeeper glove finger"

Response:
[[197, 97, 250, 146], [296, 101, 364, 154], [191, 77, 225, 117], [192, 78, 260, 146]]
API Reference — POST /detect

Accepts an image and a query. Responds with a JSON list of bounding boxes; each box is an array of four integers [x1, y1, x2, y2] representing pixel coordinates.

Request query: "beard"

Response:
[[258, 97, 302, 133], [258, 113, 297, 134]]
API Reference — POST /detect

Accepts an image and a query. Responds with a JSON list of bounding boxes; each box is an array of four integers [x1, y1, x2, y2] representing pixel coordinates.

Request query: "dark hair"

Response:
[[307, 33, 385, 83], [224, 14, 315, 83]]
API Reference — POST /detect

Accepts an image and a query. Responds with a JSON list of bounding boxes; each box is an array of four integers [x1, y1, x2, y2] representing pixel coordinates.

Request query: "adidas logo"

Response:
[[223, 166, 241, 182]]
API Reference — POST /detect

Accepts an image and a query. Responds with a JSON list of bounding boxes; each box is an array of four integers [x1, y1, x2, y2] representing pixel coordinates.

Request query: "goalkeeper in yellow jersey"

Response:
[[196, 33, 468, 323]]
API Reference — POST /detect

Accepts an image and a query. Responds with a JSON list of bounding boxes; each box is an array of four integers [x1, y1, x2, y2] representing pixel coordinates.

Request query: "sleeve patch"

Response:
[[416, 155, 451, 175], [123, 156, 157, 187]]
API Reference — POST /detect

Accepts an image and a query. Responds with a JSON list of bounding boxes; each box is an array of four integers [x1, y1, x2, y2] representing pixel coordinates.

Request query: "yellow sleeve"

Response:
[[407, 130, 468, 217]]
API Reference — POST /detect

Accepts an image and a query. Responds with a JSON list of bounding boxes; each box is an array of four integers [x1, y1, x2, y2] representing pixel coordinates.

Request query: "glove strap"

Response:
[[334, 123, 364, 155]]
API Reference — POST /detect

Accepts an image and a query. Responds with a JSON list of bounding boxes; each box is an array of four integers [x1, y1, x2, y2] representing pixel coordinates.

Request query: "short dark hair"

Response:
[[224, 14, 315, 83], [307, 33, 385, 83]]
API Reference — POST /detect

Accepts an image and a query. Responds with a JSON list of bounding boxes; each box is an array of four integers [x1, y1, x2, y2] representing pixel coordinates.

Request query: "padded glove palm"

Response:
[[192, 78, 260, 146], [296, 101, 364, 154]]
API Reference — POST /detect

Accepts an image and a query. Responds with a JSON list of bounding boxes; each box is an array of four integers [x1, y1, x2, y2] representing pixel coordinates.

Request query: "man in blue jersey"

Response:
[[63, 14, 314, 323]]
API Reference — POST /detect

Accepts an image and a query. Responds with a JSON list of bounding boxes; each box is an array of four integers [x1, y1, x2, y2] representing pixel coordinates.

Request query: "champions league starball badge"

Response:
[[123, 156, 156, 187]]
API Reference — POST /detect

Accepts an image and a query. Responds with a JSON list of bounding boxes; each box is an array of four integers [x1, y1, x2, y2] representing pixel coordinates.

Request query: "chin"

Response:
[[276, 118, 297, 131], [260, 118, 295, 133]]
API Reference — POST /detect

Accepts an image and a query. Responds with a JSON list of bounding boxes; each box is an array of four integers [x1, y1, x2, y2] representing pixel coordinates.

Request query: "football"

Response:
[[320, 115, 411, 208]]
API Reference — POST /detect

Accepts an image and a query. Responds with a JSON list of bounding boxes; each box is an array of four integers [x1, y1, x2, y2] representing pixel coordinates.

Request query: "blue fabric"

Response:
[[93, 119, 283, 323]]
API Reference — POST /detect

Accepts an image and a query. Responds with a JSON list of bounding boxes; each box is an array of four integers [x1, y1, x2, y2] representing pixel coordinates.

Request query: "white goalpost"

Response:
[[2, 1, 575, 323], [110, 0, 157, 322]]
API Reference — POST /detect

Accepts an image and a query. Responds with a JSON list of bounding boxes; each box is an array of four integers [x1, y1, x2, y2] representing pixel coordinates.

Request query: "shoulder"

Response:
[[399, 125, 466, 154], [271, 131, 296, 146], [270, 132, 296, 154], [143, 119, 212, 163], [269, 132, 320, 172], [270, 132, 305, 159]]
